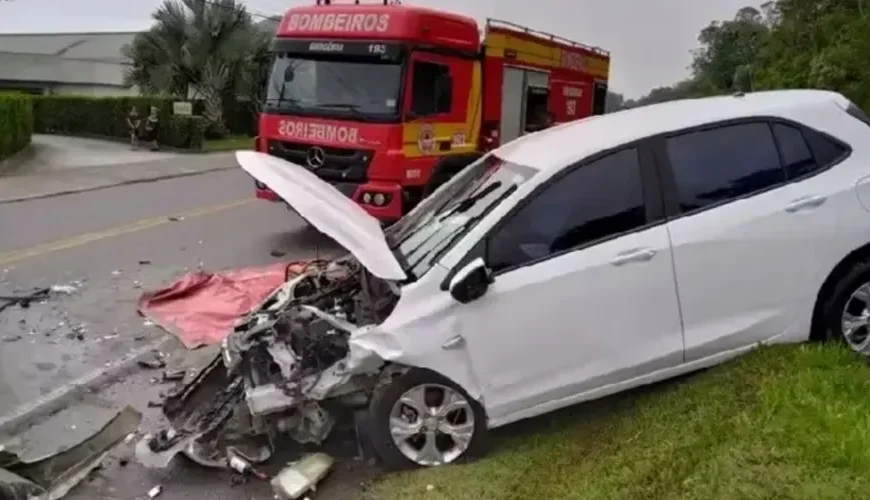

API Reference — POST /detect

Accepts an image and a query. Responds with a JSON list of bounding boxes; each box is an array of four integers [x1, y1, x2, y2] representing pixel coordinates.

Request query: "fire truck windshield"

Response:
[[265, 54, 402, 120]]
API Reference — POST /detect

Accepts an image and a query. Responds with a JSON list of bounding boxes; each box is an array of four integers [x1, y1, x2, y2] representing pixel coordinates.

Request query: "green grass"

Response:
[[369, 344, 870, 500], [203, 135, 254, 152]]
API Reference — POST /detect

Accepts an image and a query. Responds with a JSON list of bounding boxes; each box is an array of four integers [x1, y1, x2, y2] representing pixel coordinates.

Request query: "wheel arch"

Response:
[[377, 363, 490, 420], [810, 241, 870, 341]]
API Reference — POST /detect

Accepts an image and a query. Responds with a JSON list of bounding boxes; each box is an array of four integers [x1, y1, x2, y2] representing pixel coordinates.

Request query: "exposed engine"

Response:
[[138, 257, 400, 468]]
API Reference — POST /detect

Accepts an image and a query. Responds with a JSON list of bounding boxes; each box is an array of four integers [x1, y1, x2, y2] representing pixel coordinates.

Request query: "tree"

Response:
[[122, 0, 270, 135], [605, 90, 625, 112], [691, 7, 770, 93]]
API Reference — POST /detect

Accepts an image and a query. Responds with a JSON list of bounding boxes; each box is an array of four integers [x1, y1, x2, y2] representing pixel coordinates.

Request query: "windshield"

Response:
[[388, 155, 538, 279], [265, 54, 402, 120]]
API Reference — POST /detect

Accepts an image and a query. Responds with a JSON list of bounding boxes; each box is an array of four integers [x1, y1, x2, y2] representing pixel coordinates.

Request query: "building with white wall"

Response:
[[0, 31, 139, 96]]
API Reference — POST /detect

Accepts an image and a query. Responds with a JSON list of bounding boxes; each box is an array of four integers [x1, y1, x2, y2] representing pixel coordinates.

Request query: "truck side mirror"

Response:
[[449, 257, 493, 304]]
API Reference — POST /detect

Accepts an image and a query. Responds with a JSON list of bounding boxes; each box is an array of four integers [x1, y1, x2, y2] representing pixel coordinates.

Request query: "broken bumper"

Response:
[[135, 261, 393, 470]]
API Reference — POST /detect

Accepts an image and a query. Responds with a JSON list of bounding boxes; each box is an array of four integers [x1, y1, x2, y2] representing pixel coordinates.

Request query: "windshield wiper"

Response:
[[438, 181, 503, 222], [316, 102, 364, 117], [407, 184, 519, 271]]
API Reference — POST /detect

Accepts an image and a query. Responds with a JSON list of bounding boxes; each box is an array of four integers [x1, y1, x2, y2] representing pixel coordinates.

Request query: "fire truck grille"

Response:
[[266, 139, 373, 183]]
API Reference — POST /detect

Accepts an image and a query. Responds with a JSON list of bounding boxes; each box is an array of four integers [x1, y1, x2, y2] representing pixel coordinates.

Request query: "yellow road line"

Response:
[[0, 198, 254, 266]]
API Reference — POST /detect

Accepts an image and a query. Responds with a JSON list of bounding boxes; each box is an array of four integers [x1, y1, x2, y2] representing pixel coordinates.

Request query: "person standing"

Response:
[[126, 107, 141, 150], [143, 106, 160, 151]]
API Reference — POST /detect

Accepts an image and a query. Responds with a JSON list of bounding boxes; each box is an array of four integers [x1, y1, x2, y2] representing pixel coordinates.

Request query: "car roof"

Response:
[[495, 89, 851, 173]]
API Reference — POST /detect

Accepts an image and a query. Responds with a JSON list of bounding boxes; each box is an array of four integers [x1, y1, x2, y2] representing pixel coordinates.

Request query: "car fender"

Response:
[[348, 302, 484, 404]]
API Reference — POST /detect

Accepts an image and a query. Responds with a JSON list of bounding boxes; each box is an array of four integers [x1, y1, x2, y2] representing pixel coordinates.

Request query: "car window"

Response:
[[773, 122, 847, 179], [772, 123, 816, 179], [803, 127, 847, 167], [487, 148, 647, 272], [666, 122, 784, 212]]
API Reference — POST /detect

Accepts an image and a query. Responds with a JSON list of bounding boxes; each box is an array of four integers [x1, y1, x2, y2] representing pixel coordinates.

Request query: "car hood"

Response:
[[235, 151, 407, 281]]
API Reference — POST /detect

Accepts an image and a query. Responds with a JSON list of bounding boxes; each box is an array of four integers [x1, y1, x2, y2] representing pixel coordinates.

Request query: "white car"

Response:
[[144, 89, 870, 472]]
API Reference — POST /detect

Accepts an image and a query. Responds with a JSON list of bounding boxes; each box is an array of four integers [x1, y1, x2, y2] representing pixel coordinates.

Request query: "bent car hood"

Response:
[[236, 151, 407, 281]]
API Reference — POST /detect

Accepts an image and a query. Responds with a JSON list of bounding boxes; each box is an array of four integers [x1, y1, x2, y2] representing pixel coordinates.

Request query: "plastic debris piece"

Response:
[[50, 284, 77, 295], [147, 485, 163, 498], [271, 453, 334, 500]]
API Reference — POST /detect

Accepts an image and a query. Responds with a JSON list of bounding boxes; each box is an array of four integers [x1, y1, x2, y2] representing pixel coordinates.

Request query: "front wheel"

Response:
[[818, 259, 870, 354], [366, 369, 488, 470]]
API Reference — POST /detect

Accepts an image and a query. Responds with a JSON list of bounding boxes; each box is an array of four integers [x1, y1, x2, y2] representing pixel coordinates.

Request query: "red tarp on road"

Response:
[[137, 262, 308, 349]]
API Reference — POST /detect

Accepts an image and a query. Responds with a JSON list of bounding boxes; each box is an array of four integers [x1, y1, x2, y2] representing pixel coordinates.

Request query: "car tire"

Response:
[[366, 368, 488, 470], [818, 258, 870, 354]]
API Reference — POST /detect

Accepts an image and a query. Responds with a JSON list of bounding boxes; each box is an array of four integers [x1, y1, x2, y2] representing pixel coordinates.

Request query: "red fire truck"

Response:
[[254, 0, 610, 223]]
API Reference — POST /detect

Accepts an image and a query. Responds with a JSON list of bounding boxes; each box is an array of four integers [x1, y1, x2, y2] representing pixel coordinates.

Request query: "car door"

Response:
[[452, 146, 685, 424], [658, 120, 845, 362]]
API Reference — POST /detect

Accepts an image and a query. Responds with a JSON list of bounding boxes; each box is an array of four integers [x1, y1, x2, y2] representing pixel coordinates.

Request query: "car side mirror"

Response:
[[449, 257, 493, 304]]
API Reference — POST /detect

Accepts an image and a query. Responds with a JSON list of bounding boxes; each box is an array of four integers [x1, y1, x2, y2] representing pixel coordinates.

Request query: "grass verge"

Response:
[[203, 136, 254, 152], [369, 344, 870, 500]]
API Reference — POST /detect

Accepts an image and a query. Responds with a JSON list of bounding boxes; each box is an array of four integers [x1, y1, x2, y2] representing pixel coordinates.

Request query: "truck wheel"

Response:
[[366, 368, 488, 470]]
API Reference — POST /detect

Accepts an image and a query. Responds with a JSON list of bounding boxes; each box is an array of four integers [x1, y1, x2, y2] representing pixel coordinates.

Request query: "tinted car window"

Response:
[[772, 123, 816, 179], [666, 122, 784, 212], [487, 148, 647, 272], [803, 127, 847, 167]]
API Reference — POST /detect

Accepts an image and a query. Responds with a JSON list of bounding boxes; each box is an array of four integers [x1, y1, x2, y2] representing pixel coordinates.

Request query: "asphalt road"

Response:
[[0, 168, 371, 499]]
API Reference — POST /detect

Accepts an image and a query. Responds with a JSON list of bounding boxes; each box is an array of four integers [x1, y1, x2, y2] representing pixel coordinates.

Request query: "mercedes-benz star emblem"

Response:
[[306, 146, 326, 169]]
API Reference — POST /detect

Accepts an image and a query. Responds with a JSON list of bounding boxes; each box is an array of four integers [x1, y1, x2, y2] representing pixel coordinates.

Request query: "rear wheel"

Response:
[[366, 369, 488, 470], [818, 259, 870, 354]]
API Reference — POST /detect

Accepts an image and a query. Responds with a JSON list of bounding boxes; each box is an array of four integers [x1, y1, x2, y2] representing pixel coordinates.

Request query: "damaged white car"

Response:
[[139, 90, 870, 471]]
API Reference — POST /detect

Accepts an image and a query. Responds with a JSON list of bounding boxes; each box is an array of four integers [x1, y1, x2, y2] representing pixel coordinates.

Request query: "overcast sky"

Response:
[[0, 0, 756, 97]]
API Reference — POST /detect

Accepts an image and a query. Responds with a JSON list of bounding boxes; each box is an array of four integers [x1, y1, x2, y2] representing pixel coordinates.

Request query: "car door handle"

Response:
[[442, 335, 465, 350], [785, 195, 826, 212], [610, 247, 657, 266]]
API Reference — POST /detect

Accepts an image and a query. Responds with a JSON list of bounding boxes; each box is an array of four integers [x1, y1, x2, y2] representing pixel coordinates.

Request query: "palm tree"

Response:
[[122, 0, 271, 135]]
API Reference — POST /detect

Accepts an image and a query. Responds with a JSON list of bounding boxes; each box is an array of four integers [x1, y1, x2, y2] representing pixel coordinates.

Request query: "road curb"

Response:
[[0, 336, 174, 439], [0, 165, 238, 205]]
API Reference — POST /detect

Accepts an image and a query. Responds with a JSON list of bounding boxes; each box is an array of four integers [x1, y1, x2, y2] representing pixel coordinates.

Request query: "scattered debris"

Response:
[[0, 288, 50, 314], [162, 369, 185, 381], [49, 284, 78, 295], [270, 249, 287, 258], [2, 335, 21, 343], [143, 320, 155, 328], [0, 406, 141, 500], [134, 334, 147, 341], [168, 216, 184, 222], [139, 260, 152, 266], [147, 485, 163, 498], [147, 401, 163, 408], [137, 351, 166, 370], [111, 270, 122, 276], [271, 453, 335, 500], [228, 452, 268, 481]]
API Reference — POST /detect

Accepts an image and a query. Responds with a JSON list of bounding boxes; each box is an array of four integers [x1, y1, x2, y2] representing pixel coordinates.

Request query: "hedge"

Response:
[[0, 93, 34, 161], [32, 96, 210, 150]]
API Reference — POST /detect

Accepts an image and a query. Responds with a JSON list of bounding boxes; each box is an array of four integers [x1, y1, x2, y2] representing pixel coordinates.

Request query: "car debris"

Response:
[[134, 257, 399, 471], [137, 351, 166, 369], [0, 406, 141, 500], [147, 484, 163, 498], [271, 453, 334, 500]]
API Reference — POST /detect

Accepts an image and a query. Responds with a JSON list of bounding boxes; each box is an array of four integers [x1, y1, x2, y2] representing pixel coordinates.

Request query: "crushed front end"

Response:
[[135, 257, 402, 468]]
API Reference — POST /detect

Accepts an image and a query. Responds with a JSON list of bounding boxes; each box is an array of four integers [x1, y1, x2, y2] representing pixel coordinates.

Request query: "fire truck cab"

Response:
[[255, 0, 610, 223]]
